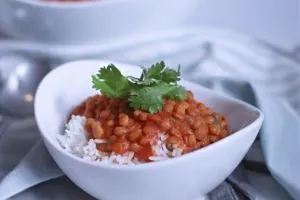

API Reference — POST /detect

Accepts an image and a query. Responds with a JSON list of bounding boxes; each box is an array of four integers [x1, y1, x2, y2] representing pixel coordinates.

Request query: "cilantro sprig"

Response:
[[91, 61, 186, 113]]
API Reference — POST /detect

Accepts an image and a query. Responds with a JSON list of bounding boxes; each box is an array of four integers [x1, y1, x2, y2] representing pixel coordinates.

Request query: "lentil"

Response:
[[70, 90, 230, 162]]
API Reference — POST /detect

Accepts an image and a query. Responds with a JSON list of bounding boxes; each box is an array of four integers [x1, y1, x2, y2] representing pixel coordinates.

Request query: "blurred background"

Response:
[[188, 0, 299, 49], [0, 0, 299, 48], [0, 0, 299, 200]]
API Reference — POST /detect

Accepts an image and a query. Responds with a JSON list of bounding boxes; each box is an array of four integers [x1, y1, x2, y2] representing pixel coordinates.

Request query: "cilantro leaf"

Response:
[[138, 61, 181, 85], [92, 64, 131, 98], [145, 61, 165, 80], [129, 88, 164, 114], [91, 61, 186, 113], [128, 82, 186, 113], [164, 85, 186, 100], [160, 66, 181, 83]]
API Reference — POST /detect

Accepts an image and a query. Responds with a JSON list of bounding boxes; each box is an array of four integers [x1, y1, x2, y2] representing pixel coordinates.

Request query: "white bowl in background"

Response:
[[0, 0, 200, 45], [34, 60, 264, 200]]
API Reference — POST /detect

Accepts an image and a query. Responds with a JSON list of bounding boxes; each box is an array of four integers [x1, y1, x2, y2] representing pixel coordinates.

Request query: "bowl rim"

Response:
[[15, 0, 130, 8], [34, 59, 264, 171]]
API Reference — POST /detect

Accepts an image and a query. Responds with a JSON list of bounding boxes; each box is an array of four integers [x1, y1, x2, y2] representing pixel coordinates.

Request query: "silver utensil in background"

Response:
[[0, 54, 50, 137]]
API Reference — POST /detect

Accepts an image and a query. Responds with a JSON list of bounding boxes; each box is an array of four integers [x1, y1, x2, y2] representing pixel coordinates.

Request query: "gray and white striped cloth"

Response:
[[0, 28, 299, 200]]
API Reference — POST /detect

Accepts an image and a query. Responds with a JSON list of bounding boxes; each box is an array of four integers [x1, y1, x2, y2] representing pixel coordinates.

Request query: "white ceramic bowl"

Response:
[[0, 0, 199, 44], [34, 60, 264, 200]]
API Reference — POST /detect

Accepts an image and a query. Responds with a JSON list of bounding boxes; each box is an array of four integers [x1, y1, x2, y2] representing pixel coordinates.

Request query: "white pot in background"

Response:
[[0, 0, 200, 45]]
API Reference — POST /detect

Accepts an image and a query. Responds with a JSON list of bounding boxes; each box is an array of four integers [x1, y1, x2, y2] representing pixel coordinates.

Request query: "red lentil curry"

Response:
[[70, 62, 230, 162]]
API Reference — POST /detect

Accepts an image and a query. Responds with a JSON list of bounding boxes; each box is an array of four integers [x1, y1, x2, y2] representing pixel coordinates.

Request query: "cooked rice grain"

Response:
[[56, 115, 183, 165]]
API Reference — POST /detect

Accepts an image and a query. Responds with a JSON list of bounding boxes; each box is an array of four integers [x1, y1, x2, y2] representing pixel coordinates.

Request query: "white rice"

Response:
[[56, 115, 183, 165]]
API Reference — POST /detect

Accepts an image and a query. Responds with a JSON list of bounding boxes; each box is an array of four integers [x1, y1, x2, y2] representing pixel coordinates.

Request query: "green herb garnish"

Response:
[[91, 61, 186, 113], [92, 64, 131, 98]]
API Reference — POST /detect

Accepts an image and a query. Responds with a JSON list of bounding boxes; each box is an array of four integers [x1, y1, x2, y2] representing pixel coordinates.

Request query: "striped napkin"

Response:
[[0, 28, 299, 200]]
